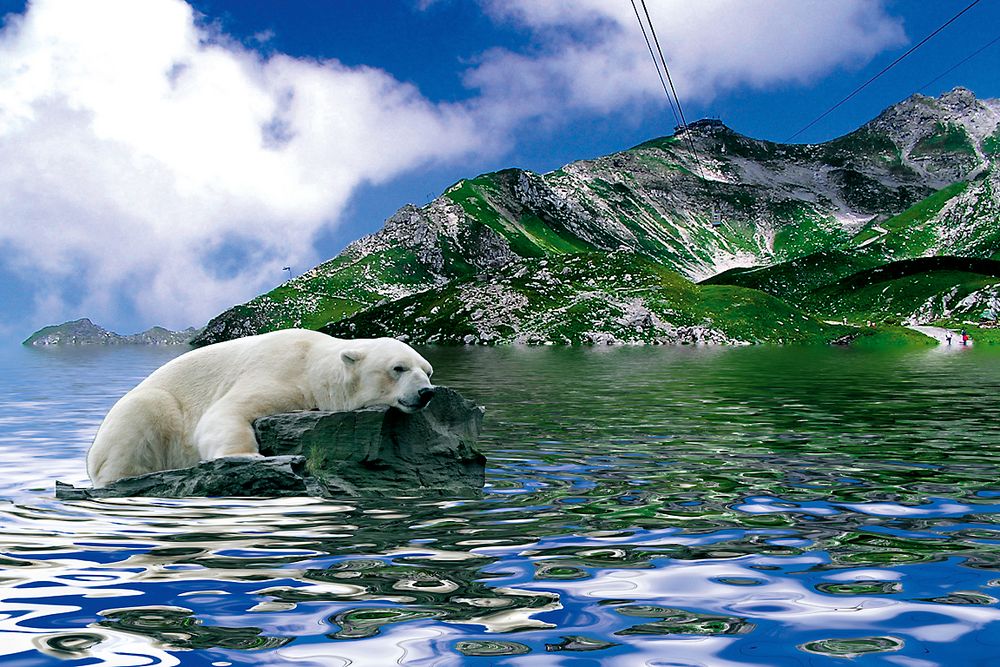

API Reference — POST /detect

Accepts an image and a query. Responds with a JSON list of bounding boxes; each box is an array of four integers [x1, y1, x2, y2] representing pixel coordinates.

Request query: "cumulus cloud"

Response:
[[468, 0, 906, 122], [0, 0, 907, 334], [0, 0, 481, 331]]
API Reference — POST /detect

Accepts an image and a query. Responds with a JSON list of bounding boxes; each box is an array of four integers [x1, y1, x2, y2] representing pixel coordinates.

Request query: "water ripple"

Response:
[[2, 345, 1000, 665]]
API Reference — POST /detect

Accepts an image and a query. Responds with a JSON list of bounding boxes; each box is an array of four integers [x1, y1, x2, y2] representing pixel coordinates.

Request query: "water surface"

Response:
[[1, 343, 999, 666]]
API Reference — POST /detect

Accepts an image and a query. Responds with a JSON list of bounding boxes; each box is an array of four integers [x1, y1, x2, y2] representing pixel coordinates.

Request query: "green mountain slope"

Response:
[[702, 251, 882, 301], [321, 253, 849, 345], [709, 255, 1000, 325], [194, 88, 1000, 347]]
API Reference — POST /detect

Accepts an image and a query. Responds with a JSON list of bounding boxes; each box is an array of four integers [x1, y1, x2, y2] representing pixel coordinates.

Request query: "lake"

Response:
[[2, 342, 999, 666]]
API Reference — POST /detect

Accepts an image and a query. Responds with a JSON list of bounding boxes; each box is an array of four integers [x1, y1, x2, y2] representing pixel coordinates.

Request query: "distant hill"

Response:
[[193, 87, 1000, 346], [23, 318, 200, 346]]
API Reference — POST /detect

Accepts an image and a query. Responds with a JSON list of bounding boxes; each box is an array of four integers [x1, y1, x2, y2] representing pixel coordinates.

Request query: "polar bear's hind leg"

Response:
[[87, 388, 187, 487]]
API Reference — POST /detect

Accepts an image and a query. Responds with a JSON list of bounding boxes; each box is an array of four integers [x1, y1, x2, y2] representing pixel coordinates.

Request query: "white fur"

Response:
[[86, 329, 434, 487]]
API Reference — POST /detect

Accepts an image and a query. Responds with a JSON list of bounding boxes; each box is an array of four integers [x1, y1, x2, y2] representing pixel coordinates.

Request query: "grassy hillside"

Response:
[[841, 326, 939, 348], [322, 252, 850, 345], [709, 255, 1000, 324], [808, 269, 1000, 323], [849, 181, 970, 259], [197, 245, 452, 342], [701, 251, 881, 301]]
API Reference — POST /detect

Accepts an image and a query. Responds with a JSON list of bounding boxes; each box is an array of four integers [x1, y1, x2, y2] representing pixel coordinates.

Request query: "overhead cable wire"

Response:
[[631, 0, 706, 179], [639, 0, 690, 131], [917, 32, 1000, 93], [629, 0, 681, 128], [639, 0, 705, 178], [787, 0, 984, 142]]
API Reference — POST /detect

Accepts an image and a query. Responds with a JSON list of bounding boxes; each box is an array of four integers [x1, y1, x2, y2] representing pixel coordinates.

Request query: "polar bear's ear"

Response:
[[341, 349, 364, 366]]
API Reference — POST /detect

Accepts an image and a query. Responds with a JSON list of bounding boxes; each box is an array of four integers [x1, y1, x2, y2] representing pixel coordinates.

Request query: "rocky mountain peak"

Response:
[[938, 85, 979, 108], [867, 87, 999, 147], [676, 118, 731, 136]]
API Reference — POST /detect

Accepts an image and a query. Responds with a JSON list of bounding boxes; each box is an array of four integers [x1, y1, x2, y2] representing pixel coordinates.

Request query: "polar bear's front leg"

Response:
[[193, 406, 263, 461]]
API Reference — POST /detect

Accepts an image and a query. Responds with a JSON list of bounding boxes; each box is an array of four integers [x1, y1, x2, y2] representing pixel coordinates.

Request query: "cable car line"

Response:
[[918, 32, 1000, 94], [629, 0, 706, 179], [629, 0, 681, 128], [787, 0, 984, 142], [639, 0, 690, 132]]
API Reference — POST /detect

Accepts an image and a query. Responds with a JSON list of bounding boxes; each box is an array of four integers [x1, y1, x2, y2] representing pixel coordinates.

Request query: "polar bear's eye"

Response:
[[393, 365, 408, 374]]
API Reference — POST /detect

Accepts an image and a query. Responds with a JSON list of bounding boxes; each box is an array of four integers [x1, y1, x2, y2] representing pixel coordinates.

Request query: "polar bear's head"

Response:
[[340, 338, 436, 413]]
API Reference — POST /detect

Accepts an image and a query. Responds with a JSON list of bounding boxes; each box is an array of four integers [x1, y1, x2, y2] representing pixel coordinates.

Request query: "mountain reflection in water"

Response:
[[1, 343, 999, 666]]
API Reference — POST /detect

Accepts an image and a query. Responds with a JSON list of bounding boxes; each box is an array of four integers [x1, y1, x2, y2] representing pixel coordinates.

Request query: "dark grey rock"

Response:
[[56, 456, 313, 500], [254, 387, 486, 497], [55, 387, 485, 499]]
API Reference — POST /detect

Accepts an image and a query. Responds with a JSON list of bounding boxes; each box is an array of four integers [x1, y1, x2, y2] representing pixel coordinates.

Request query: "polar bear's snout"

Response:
[[416, 386, 436, 408], [396, 386, 435, 412], [396, 380, 436, 413]]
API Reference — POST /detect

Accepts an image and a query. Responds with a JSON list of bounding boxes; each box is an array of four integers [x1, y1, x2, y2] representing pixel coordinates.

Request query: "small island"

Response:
[[23, 318, 200, 347]]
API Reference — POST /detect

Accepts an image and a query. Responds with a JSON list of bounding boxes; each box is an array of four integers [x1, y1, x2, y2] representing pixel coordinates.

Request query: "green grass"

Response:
[[912, 123, 977, 157], [878, 181, 968, 233], [629, 135, 681, 151], [446, 174, 597, 258], [445, 178, 544, 258], [694, 285, 843, 343], [706, 255, 1000, 326], [846, 326, 936, 348], [849, 181, 969, 258], [701, 251, 881, 303], [798, 257, 1000, 322], [808, 270, 998, 322], [770, 206, 849, 260], [984, 129, 1000, 156], [193, 242, 450, 345], [517, 213, 594, 253]]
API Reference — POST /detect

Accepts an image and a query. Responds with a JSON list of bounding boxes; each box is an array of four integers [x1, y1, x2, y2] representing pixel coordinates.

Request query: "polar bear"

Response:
[[86, 329, 435, 488]]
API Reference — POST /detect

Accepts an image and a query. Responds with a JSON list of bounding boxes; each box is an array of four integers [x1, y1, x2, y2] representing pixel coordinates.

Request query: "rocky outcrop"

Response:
[[56, 456, 314, 499], [24, 318, 200, 346], [254, 388, 485, 496], [55, 387, 485, 499]]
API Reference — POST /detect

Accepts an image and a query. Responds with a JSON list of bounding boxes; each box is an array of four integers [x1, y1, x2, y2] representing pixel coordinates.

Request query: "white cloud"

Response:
[[468, 0, 906, 121], [0, 0, 481, 331], [0, 0, 907, 334]]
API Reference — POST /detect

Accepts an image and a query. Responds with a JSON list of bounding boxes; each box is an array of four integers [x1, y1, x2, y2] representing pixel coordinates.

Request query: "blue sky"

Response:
[[0, 0, 998, 342]]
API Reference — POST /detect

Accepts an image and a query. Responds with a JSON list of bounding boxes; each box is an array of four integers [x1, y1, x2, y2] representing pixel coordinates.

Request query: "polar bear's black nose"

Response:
[[417, 387, 436, 407]]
